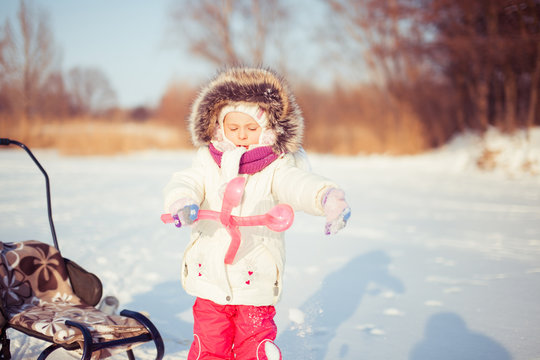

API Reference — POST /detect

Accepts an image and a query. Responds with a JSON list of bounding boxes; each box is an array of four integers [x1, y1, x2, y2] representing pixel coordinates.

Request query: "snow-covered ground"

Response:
[[1, 128, 539, 359]]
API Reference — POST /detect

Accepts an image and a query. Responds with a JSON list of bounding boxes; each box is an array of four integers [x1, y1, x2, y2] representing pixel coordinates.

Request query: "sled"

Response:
[[0, 139, 164, 360]]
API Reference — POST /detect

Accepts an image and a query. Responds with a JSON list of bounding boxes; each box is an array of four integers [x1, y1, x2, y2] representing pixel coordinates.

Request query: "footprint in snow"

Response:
[[424, 300, 444, 307], [383, 308, 405, 316], [443, 286, 462, 293], [356, 323, 386, 336]]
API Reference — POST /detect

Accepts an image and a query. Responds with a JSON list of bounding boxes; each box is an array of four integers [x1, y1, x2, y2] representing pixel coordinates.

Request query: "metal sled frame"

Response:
[[0, 139, 164, 360], [37, 310, 163, 360]]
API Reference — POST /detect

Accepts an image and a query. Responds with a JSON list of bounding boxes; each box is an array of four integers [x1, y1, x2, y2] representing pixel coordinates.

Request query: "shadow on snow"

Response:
[[277, 250, 404, 359], [126, 280, 194, 347], [409, 312, 511, 360]]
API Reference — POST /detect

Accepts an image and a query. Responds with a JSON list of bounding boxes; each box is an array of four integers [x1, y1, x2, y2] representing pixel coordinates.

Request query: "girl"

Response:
[[164, 67, 350, 360]]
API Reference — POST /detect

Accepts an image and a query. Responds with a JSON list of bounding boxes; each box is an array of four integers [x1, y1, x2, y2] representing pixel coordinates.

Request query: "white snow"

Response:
[[1, 127, 539, 359], [289, 308, 306, 325]]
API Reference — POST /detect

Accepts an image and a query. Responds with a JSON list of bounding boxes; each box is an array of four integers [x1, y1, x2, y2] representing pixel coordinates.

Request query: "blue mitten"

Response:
[[169, 198, 199, 228], [322, 188, 351, 235]]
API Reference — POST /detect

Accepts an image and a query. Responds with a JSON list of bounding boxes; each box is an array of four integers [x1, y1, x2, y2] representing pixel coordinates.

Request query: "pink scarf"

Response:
[[209, 143, 279, 174]]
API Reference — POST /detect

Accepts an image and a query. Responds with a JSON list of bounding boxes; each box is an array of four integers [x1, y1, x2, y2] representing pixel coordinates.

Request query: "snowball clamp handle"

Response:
[[161, 177, 294, 264]]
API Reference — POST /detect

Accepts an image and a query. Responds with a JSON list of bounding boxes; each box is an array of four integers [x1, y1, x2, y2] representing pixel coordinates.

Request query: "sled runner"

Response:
[[0, 139, 164, 360]]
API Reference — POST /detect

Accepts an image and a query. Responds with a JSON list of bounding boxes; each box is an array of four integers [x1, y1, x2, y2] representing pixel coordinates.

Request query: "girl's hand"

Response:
[[169, 198, 199, 228], [322, 188, 351, 235]]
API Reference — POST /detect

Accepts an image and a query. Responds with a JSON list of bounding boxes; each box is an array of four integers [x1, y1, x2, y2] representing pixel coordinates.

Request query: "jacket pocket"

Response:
[[273, 267, 280, 297], [181, 230, 202, 285]]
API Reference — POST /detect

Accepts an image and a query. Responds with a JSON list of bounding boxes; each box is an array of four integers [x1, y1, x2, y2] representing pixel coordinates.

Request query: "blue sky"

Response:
[[1, 0, 360, 108], [0, 0, 215, 107]]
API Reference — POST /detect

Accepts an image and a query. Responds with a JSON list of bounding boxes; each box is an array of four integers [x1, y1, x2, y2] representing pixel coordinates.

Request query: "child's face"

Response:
[[223, 112, 262, 147]]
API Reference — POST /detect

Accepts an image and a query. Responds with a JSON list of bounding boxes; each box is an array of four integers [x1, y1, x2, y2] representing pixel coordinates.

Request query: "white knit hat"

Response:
[[218, 104, 267, 129]]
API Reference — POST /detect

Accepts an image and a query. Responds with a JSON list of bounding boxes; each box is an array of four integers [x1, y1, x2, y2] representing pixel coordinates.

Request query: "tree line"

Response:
[[0, 1, 116, 123], [163, 0, 540, 153], [1, 0, 539, 154]]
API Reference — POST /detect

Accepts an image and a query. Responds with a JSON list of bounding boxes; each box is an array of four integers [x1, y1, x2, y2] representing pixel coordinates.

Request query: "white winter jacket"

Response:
[[164, 146, 336, 306]]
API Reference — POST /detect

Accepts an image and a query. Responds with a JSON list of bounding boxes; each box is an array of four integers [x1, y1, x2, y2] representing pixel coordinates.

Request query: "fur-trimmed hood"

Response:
[[188, 67, 304, 154]]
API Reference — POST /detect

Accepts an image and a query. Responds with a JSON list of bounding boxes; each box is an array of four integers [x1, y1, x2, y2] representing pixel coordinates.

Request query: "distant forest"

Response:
[[1, 0, 539, 154]]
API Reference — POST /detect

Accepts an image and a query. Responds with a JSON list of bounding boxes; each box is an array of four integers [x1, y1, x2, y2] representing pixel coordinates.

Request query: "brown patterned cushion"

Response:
[[0, 241, 148, 358]]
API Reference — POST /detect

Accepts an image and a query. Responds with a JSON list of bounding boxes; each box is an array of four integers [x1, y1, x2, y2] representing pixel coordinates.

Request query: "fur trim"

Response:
[[189, 67, 304, 153]]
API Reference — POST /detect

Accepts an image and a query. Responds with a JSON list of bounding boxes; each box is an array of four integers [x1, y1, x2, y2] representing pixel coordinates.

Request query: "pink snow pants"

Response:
[[188, 298, 282, 360]]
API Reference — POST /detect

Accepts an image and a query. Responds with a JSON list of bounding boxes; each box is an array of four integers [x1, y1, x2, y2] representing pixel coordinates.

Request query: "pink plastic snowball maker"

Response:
[[161, 177, 294, 264]]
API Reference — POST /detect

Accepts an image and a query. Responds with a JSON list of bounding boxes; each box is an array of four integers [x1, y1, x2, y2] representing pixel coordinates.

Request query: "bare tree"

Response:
[[0, 21, 17, 114], [326, 0, 419, 85], [324, 0, 437, 146], [427, 0, 540, 134], [36, 70, 70, 118], [66, 66, 117, 117], [0, 0, 60, 121], [326, 0, 540, 146], [167, 0, 287, 67]]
